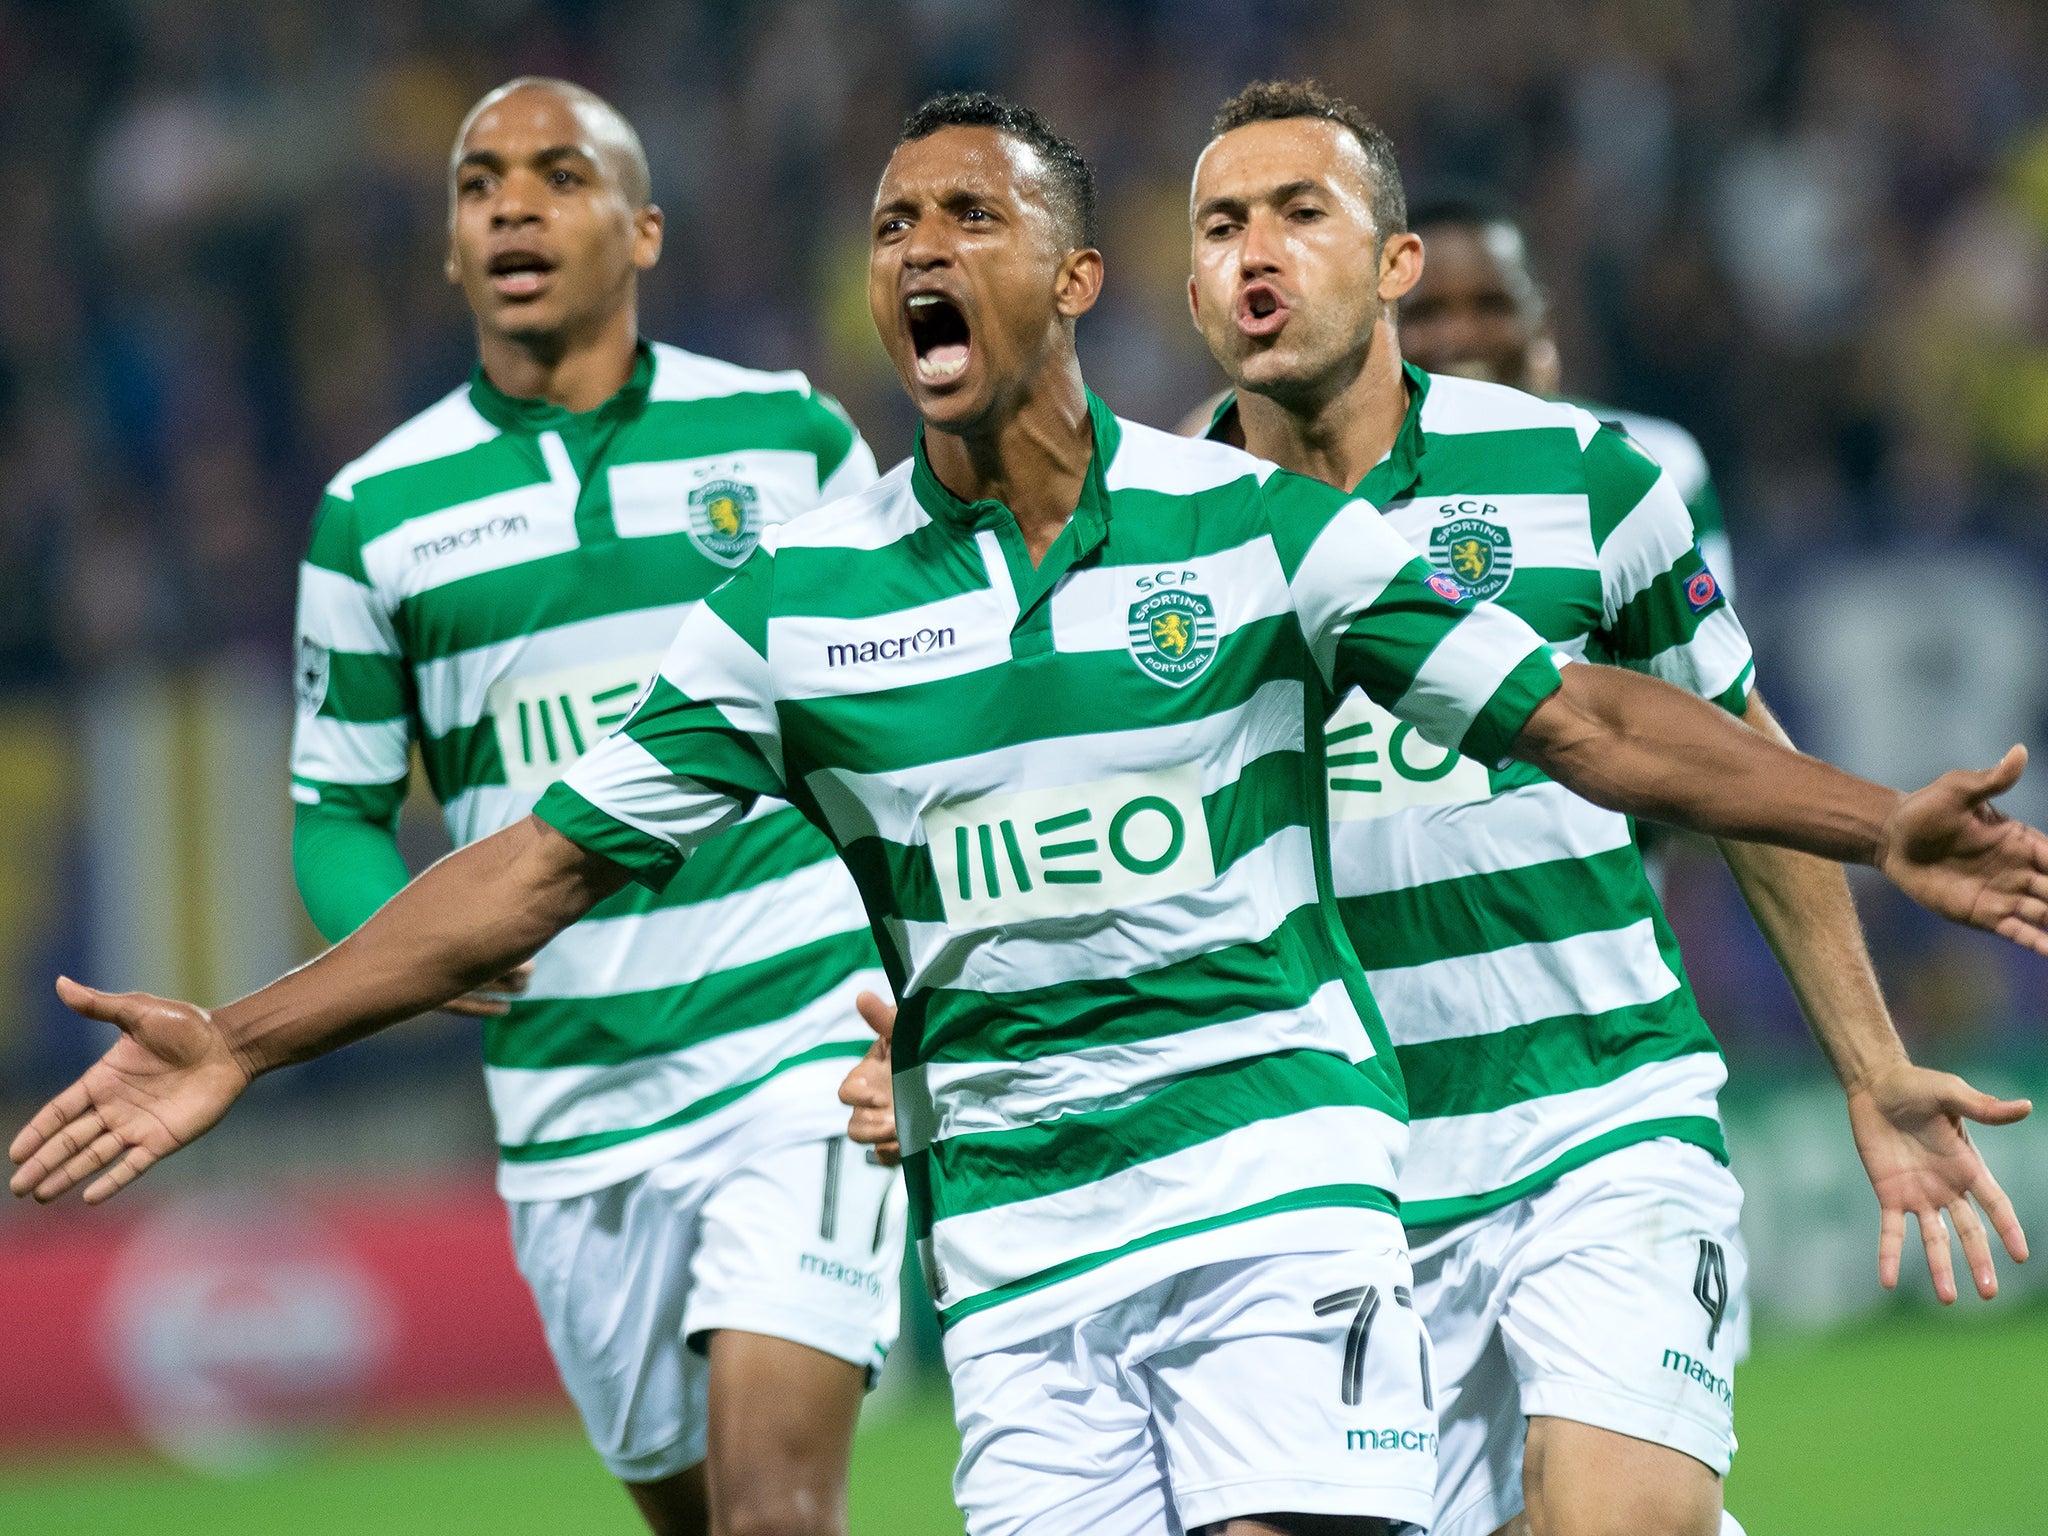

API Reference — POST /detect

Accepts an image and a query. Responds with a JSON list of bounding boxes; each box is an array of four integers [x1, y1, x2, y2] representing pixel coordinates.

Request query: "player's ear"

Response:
[[1054, 246, 1104, 321], [443, 232, 460, 287], [633, 204, 664, 272], [1378, 230, 1424, 304], [1186, 273, 1202, 332]]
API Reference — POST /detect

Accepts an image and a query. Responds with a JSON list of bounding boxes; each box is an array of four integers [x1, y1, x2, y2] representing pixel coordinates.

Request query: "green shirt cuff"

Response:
[[1711, 658, 1757, 717], [1459, 647, 1565, 766], [533, 782, 683, 891]]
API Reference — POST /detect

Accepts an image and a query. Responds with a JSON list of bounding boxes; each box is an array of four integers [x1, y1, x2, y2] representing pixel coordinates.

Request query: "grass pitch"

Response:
[[0, 1304, 2042, 1534]]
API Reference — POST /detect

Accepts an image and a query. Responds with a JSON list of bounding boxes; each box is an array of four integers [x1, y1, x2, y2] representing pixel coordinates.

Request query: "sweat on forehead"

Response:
[[1193, 117, 1378, 211], [1200, 79, 1408, 241], [451, 77, 652, 207]]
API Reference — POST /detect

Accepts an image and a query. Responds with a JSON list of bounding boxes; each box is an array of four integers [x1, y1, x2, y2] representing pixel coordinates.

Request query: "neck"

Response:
[[476, 299, 641, 413], [1232, 316, 1408, 493], [923, 349, 1093, 565]]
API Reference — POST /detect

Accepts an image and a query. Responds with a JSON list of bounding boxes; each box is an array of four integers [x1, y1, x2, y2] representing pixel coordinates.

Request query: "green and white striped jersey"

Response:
[[535, 393, 1564, 1352], [289, 341, 887, 1201], [1575, 400, 1733, 596], [1216, 368, 1753, 1228]]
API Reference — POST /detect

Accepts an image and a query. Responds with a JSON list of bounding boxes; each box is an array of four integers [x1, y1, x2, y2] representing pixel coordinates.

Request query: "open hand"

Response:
[[1877, 746, 2048, 956], [8, 977, 253, 1204], [439, 961, 536, 1018], [1848, 1061, 2031, 1302], [838, 991, 899, 1167]]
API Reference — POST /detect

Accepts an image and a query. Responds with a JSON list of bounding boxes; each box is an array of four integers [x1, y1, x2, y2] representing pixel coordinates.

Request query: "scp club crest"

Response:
[[687, 478, 761, 566], [1126, 588, 1219, 688], [1428, 516, 1514, 600]]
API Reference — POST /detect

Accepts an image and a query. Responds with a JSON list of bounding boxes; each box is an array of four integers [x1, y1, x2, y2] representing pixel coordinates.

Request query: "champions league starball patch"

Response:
[[1425, 572, 1473, 604], [1126, 588, 1220, 687], [294, 637, 330, 716], [1429, 516, 1513, 599], [686, 478, 761, 566]]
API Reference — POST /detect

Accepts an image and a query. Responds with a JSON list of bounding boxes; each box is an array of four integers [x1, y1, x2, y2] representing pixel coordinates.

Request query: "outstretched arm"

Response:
[[1259, 460, 2048, 948], [9, 816, 628, 1204], [1711, 690, 2030, 1301], [18, 535, 793, 1208], [1514, 661, 2048, 954], [293, 799, 535, 1019]]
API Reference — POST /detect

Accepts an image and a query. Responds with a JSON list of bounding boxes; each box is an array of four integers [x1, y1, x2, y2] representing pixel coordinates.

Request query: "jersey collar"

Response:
[[909, 389, 1121, 560], [1205, 360, 1432, 503], [467, 340, 656, 436]]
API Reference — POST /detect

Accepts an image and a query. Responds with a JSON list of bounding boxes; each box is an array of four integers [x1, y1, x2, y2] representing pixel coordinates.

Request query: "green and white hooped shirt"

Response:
[[289, 341, 887, 1201], [537, 393, 1563, 1352], [1574, 400, 1733, 597], [1216, 367, 1754, 1229]]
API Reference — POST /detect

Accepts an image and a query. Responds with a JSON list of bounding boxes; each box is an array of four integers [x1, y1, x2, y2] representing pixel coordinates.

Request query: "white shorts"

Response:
[[949, 1227, 1436, 1536], [509, 1132, 905, 1483], [1411, 1139, 1747, 1536]]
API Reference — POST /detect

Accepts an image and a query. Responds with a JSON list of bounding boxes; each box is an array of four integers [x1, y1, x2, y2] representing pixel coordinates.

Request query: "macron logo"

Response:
[[413, 513, 529, 563], [1661, 1348, 1733, 1407], [826, 627, 957, 668]]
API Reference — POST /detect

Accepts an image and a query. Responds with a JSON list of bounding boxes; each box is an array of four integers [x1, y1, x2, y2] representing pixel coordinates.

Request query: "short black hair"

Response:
[[1407, 185, 1547, 320], [899, 91, 1098, 249], [1406, 186, 1519, 237], [1211, 79, 1406, 243]]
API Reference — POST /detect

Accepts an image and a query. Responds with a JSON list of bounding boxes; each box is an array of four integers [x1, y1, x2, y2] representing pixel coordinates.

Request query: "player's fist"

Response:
[[839, 990, 900, 1167], [8, 977, 253, 1205], [1877, 746, 2048, 957]]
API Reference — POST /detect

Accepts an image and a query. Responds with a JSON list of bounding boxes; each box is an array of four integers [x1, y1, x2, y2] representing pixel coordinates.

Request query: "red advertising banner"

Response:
[[0, 1180, 563, 1468]]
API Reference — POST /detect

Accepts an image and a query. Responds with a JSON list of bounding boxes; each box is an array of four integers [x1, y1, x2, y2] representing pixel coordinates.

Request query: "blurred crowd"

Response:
[[1, 0, 2045, 688]]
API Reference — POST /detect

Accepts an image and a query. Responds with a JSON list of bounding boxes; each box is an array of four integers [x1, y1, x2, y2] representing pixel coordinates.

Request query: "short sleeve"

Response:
[[290, 490, 413, 824], [535, 547, 789, 890], [1262, 467, 1562, 765], [811, 390, 881, 502], [1586, 425, 1754, 714], [1689, 475, 1735, 603]]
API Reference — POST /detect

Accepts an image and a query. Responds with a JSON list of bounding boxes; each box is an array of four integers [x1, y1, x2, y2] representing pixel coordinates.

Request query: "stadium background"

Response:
[[0, 0, 2044, 1530]]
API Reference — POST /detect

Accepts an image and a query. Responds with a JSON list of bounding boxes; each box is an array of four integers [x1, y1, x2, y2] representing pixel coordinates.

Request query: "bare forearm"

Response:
[[1716, 694, 1907, 1088], [1515, 664, 1900, 863], [1720, 836, 1904, 1078], [217, 816, 626, 1076]]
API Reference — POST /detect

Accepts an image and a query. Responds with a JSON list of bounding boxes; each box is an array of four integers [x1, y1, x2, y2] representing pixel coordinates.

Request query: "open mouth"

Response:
[[907, 293, 972, 384], [1237, 281, 1290, 338], [488, 249, 557, 299]]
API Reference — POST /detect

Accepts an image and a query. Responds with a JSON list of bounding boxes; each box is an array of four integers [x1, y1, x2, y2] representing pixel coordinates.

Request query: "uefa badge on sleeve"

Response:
[[1126, 588, 1219, 687], [686, 479, 761, 566], [1684, 566, 1721, 613], [1424, 572, 1473, 604]]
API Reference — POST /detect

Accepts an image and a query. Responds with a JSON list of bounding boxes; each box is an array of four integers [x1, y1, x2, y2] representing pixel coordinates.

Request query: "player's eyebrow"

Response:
[[1195, 178, 1330, 222], [873, 184, 1006, 225], [455, 144, 599, 176], [873, 192, 918, 226], [937, 185, 1006, 216]]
